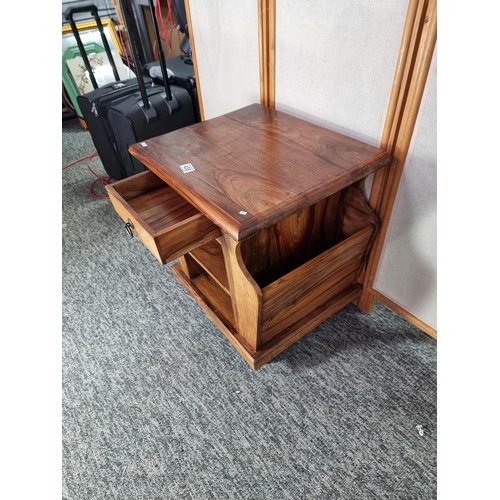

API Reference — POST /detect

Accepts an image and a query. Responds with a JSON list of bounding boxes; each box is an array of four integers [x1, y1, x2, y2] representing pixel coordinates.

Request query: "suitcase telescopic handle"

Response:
[[65, 4, 121, 89], [65, 4, 99, 18], [147, 0, 172, 101], [117, 0, 152, 110]]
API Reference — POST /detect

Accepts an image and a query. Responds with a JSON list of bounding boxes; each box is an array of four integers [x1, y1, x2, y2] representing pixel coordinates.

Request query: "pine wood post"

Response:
[[357, 0, 437, 312], [184, 0, 205, 121], [258, 0, 276, 108]]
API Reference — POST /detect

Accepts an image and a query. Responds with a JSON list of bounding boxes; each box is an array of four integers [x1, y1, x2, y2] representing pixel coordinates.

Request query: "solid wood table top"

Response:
[[129, 104, 392, 240]]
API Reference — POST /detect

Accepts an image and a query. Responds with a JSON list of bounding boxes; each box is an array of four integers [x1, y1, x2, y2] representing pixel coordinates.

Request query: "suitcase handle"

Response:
[[117, 0, 178, 112], [65, 4, 99, 20], [117, 0, 152, 110], [147, 0, 172, 101], [65, 4, 121, 89]]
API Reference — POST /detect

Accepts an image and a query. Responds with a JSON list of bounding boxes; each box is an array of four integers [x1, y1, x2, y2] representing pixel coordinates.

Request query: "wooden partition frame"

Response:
[[356, 0, 437, 338]]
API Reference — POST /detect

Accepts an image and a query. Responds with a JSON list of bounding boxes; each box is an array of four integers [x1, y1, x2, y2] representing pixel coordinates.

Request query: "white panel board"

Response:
[[275, 0, 407, 145], [188, 0, 260, 120], [374, 49, 437, 329]]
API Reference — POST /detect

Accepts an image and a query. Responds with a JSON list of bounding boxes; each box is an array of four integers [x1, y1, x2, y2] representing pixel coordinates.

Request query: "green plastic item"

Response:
[[62, 42, 106, 118]]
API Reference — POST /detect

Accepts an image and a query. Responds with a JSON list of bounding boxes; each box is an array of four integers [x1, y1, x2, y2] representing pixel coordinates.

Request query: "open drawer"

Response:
[[106, 170, 221, 264]]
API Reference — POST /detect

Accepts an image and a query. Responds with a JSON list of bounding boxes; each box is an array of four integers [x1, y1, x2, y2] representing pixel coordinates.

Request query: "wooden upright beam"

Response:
[[258, 0, 276, 108], [184, 0, 206, 121], [357, 0, 437, 312]]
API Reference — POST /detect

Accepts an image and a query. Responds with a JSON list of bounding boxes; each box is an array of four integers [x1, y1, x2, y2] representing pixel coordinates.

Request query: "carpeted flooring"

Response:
[[62, 117, 437, 500]]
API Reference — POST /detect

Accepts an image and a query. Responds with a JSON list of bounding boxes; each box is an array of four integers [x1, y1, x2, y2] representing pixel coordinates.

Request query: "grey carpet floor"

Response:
[[62, 118, 437, 500]]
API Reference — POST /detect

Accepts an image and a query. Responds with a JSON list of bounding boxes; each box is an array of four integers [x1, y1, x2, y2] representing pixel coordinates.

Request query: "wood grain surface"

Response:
[[106, 171, 220, 264], [189, 241, 230, 294], [129, 104, 391, 240], [113, 105, 392, 368]]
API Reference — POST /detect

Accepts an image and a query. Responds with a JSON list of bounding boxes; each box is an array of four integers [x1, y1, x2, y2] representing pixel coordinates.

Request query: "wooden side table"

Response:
[[106, 104, 392, 368]]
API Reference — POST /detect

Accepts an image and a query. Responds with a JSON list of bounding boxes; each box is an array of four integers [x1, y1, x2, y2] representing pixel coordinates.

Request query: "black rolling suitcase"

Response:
[[105, 0, 195, 178], [65, 4, 154, 180], [144, 55, 201, 123]]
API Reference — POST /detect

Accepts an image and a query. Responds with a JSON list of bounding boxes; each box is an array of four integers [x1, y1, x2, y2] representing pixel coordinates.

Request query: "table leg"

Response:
[[219, 235, 262, 351]]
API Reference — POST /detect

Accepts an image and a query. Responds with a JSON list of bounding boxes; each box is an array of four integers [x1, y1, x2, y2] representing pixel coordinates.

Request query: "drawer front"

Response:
[[106, 170, 221, 264]]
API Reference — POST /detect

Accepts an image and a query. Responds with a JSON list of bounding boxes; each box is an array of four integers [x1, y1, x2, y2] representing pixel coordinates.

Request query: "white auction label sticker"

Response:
[[239, 210, 248, 216], [140, 142, 148, 147], [180, 163, 195, 173]]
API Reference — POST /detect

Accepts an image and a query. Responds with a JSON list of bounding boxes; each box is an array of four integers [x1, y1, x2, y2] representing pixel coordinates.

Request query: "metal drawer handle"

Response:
[[125, 218, 134, 238]]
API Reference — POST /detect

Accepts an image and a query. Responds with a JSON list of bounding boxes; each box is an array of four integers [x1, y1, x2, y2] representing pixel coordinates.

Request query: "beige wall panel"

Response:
[[275, 0, 407, 145], [188, 0, 260, 120]]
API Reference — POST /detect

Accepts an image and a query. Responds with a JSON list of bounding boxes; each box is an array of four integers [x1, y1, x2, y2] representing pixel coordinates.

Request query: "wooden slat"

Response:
[[373, 291, 437, 339]]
